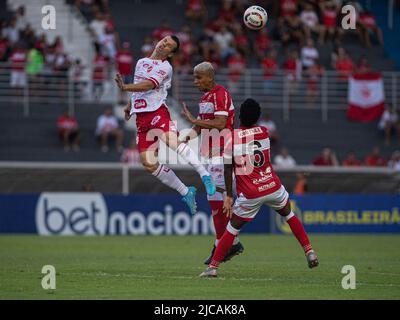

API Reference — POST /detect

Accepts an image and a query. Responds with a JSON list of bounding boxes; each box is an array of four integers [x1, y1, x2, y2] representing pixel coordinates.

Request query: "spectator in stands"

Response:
[[2, 17, 19, 45], [284, 50, 302, 93], [185, 0, 208, 26], [9, 44, 27, 88], [26, 45, 44, 81], [152, 20, 174, 42], [14, 5, 28, 32], [99, 25, 118, 61], [218, 0, 236, 25], [276, 15, 304, 52], [177, 25, 194, 62], [319, 0, 340, 45], [342, 151, 362, 167], [312, 148, 339, 166], [57, 110, 80, 152], [358, 10, 384, 47], [306, 61, 324, 105], [388, 150, 400, 171], [378, 105, 400, 145], [334, 48, 354, 80], [300, 2, 322, 43], [198, 28, 218, 61], [121, 141, 140, 165], [356, 55, 372, 74], [34, 34, 49, 52], [0, 34, 11, 62], [254, 28, 271, 59], [364, 146, 387, 167], [71, 58, 86, 99], [261, 49, 278, 94], [213, 25, 235, 63], [280, 0, 298, 22], [259, 113, 279, 145], [92, 52, 108, 100], [274, 147, 296, 168], [116, 41, 134, 104], [294, 172, 308, 195], [301, 38, 319, 70], [227, 51, 246, 93], [52, 36, 64, 54], [233, 24, 250, 58], [95, 108, 124, 153], [89, 12, 106, 52]]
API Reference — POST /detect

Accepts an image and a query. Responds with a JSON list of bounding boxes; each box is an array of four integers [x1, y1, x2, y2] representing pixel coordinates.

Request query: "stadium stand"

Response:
[[0, 0, 399, 184]]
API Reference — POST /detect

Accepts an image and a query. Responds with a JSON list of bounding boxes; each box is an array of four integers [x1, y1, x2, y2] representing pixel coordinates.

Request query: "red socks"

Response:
[[210, 223, 238, 268], [210, 201, 229, 240], [286, 213, 313, 254]]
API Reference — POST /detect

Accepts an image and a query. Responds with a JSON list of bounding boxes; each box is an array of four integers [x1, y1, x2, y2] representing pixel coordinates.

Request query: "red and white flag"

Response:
[[347, 72, 385, 122]]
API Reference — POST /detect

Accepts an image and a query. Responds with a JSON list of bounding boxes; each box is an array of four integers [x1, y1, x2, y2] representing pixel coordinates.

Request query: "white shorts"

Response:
[[233, 185, 289, 221], [206, 161, 225, 201]]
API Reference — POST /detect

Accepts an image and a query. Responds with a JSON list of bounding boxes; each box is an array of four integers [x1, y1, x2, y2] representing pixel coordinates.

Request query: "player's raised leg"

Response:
[[276, 196, 319, 268], [162, 130, 216, 196], [139, 150, 197, 215]]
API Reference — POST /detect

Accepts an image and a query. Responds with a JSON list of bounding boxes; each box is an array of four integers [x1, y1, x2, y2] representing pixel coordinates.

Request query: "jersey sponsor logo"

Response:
[[252, 173, 273, 185], [156, 69, 167, 77], [238, 127, 263, 138], [199, 102, 214, 114], [134, 99, 147, 109], [258, 181, 276, 192], [151, 115, 161, 125]]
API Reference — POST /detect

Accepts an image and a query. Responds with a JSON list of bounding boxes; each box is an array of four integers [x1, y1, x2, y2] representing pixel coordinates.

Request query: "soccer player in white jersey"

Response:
[[200, 98, 319, 277], [115, 35, 215, 214], [181, 62, 244, 265]]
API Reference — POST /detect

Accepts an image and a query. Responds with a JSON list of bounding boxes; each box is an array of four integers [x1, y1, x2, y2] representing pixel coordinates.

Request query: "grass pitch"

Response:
[[0, 235, 399, 299]]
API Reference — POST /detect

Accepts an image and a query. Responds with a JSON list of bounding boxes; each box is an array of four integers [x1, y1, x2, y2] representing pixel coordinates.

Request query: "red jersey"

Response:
[[198, 84, 235, 158], [10, 49, 26, 71], [336, 58, 354, 79], [323, 9, 337, 27], [92, 55, 108, 81], [116, 51, 133, 76], [153, 27, 174, 41], [255, 33, 271, 52], [57, 116, 78, 131], [281, 0, 298, 18], [187, 0, 202, 12], [360, 13, 376, 28], [232, 125, 282, 199], [261, 57, 278, 79]]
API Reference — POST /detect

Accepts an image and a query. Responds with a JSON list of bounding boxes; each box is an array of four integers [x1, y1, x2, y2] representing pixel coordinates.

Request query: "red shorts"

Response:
[[135, 105, 178, 153]]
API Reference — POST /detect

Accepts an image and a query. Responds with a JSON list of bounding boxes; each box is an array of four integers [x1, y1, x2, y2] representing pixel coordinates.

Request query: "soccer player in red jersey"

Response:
[[200, 98, 319, 277], [115, 36, 216, 215], [181, 62, 244, 264]]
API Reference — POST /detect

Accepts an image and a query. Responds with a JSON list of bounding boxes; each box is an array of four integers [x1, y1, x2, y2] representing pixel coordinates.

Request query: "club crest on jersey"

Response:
[[199, 102, 214, 114], [151, 115, 161, 125]]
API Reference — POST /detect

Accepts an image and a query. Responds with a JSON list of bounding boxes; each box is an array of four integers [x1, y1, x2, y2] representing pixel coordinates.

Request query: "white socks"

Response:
[[152, 164, 189, 196], [177, 143, 209, 177]]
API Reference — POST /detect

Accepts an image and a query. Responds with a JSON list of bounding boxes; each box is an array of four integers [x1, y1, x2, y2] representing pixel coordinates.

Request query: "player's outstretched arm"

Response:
[[181, 102, 227, 130], [115, 73, 155, 92]]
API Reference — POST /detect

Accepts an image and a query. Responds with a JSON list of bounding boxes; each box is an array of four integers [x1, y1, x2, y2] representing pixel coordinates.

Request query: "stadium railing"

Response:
[[0, 161, 399, 194], [0, 63, 399, 121]]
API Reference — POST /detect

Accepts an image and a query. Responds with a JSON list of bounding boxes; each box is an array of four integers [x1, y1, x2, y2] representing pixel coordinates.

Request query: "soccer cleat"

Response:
[[201, 175, 216, 196], [223, 242, 244, 262], [306, 250, 319, 269], [199, 266, 218, 278], [182, 186, 197, 215], [203, 245, 216, 265]]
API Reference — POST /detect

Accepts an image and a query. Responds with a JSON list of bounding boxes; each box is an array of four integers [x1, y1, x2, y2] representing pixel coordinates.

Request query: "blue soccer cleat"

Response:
[[201, 175, 216, 196], [182, 186, 197, 215]]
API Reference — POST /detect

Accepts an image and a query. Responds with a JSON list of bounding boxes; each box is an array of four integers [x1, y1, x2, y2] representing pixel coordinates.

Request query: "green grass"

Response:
[[0, 235, 400, 299]]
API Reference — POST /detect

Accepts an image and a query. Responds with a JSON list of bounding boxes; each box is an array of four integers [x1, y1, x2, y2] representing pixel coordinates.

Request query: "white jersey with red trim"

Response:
[[130, 57, 172, 114], [232, 125, 282, 199]]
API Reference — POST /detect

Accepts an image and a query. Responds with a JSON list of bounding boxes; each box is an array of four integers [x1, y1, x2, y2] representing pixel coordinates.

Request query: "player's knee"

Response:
[[141, 159, 158, 173]]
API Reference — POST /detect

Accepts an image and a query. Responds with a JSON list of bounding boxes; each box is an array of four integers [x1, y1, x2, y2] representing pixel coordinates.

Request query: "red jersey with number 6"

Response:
[[232, 125, 282, 199]]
